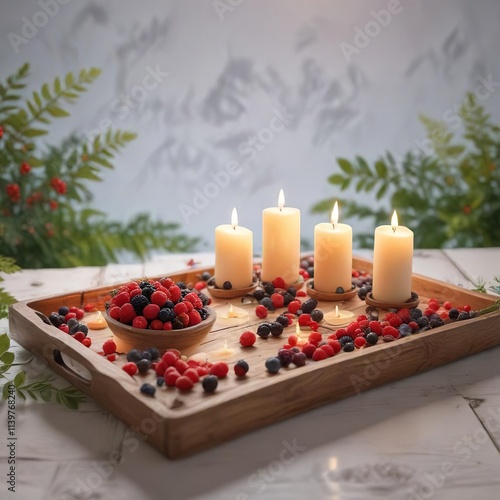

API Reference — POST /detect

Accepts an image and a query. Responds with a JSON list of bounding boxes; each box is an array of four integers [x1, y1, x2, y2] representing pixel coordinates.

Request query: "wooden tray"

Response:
[[8, 256, 500, 459]]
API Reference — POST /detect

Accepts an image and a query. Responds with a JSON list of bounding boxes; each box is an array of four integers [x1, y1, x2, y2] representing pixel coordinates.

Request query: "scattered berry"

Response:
[[265, 357, 281, 374], [255, 304, 268, 319], [102, 339, 116, 355], [240, 331, 257, 347], [202, 375, 218, 393], [234, 360, 249, 377], [122, 362, 138, 376], [175, 376, 194, 391], [210, 362, 229, 378], [140, 383, 156, 397]]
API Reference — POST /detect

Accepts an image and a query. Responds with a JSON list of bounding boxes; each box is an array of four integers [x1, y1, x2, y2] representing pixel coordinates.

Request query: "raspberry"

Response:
[[240, 331, 256, 347], [118, 303, 136, 324], [75, 308, 85, 320], [356, 315, 368, 322], [298, 314, 311, 327], [107, 354, 116, 362], [162, 321, 172, 330], [164, 366, 179, 376], [389, 316, 402, 328], [440, 311, 449, 320], [169, 285, 182, 303], [132, 316, 148, 329], [58, 324, 70, 334], [174, 302, 188, 315], [165, 370, 180, 387], [408, 321, 419, 331], [255, 305, 268, 319], [382, 326, 400, 338], [177, 312, 189, 327], [346, 322, 359, 336], [102, 339, 116, 355], [65, 312, 77, 323], [272, 277, 286, 289], [271, 293, 285, 309], [143, 303, 160, 321], [428, 299, 440, 311], [335, 328, 348, 340], [151, 291, 168, 307], [288, 301, 302, 315], [196, 366, 209, 377], [188, 310, 201, 326], [234, 360, 249, 377], [210, 362, 229, 378], [122, 362, 138, 376], [312, 348, 327, 361], [73, 331, 85, 342], [288, 334, 298, 346], [150, 319, 163, 330], [108, 306, 120, 320], [424, 308, 435, 317], [155, 360, 168, 376], [184, 368, 200, 383], [83, 303, 95, 313], [320, 344, 334, 357], [299, 268, 309, 280], [359, 319, 369, 330], [443, 301, 453, 310], [327, 339, 341, 353], [82, 337, 92, 347], [194, 281, 206, 291], [175, 359, 189, 374], [112, 291, 130, 308], [354, 337, 366, 349], [463, 304, 471, 312], [302, 343, 316, 358], [308, 331, 322, 343], [184, 292, 203, 309], [397, 308, 411, 323]]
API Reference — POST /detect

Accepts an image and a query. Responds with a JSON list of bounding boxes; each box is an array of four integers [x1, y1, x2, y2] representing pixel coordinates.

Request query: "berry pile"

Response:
[[48, 305, 92, 348], [107, 278, 211, 330]]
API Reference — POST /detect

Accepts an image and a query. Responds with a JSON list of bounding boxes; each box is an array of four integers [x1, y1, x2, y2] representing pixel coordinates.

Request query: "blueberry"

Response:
[[69, 323, 81, 335], [259, 297, 275, 311], [277, 349, 293, 367], [198, 293, 210, 306], [137, 359, 151, 373], [366, 332, 378, 345], [199, 307, 209, 320], [223, 281, 232, 290], [295, 309, 303, 317], [448, 308, 460, 320], [270, 322, 284, 337], [336, 287, 345, 294], [343, 342, 355, 352], [292, 352, 306, 367], [78, 324, 89, 335], [257, 323, 272, 338], [282, 293, 295, 306], [291, 346, 301, 353], [49, 312, 63, 327], [235, 359, 249, 375], [358, 286, 368, 300], [301, 298, 318, 314], [307, 266, 314, 278], [253, 289, 266, 301], [399, 324, 413, 336], [67, 318, 79, 328], [126, 349, 143, 363], [416, 316, 429, 328], [157, 377, 165, 387], [140, 383, 155, 397], [338, 335, 353, 346], [202, 375, 218, 393], [276, 315, 289, 328], [141, 351, 152, 362], [146, 347, 160, 360], [58, 306, 70, 316], [263, 283, 275, 295], [265, 357, 281, 374], [310, 309, 324, 322], [164, 300, 175, 310], [200, 271, 211, 282]]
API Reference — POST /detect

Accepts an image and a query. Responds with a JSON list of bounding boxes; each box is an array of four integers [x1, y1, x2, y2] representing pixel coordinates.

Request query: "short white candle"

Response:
[[372, 210, 414, 304], [261, 189, 301, 284], [313, 201, 352, 293], [214, 208, 253, 289]]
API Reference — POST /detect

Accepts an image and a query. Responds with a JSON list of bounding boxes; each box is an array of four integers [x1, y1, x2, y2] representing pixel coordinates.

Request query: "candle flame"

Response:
[[227, 304, 238, 318], [331, 201, 339, 227], [335, 305, 339, 318], [223, 339, 229, 352], [391, 210, 398, 232], [295, 322, 301, 335], [231, 207, 238, 229], [278, 189, 285, 211], [96, 311, 104, 322]]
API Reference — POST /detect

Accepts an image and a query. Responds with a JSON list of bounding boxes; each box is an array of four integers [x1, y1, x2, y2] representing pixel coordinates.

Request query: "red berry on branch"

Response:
[[20, 162, 31, 175], [49, 200, 58, 210], [0, 126, 4, 138]]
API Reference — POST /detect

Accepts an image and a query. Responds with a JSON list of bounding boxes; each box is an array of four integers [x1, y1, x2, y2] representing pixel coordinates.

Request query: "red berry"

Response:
[[169, 285, 182, 303], [174, 302, 188, 315], [64, 312, 77, 323], [320, 344, 334, 357], [424, 308, 435, 317], [296, 290, 307, 297], [308, 331, 322, 343], [382, 326, 400, 338], [302, 343, 317, 358], [176, 376, 194, 391], [312, 348, 327, 361], [271, 293, 285, 309], [150, 319, 163, 330], [164, 366, 179, 376], [162, 321, 172, 330], [119, 303, 136, 324], [177, 312, 190, 327], [272, 277, 286, 289], [255, 305, 268, 319], [75, 308, 85, 320], [389, 316, 402, 328], [327, 339, 341, 353], [346, 321, 360, 336], [408, 321, 419, 331], [240, 331, 256, 347], [356, 315, 368, 322], [299, 269, 309, 280], [129, 288, 142, 298], [210, 362, 229, 378], [335, 328, 348, 340], [194, 281, 206, 291], [428, 299, 440, 311], [396, 308, 411, 323], [175, 359, 189, 374], [308, 320, 319, 331], [287, 300, 302, 315], [82, 337, 92, 347], [73, 331, 85, 342], [84, 303, 94, 313], [354, 337, 366, 349], [184, 292, 203, 309], [143, 303, 160, 321], [162, 351, 179, 366], [112, 291, 130, 308], [184, 368, 200, 383], [160, 277, 174, 289], [155, 360, 168, 376], [107, 354, 116, 362], [463, 304, 471, 312], [196, 366, 209, 376], [284, 313, 294, 325], [443, 301, 453, 310], [165, 370, 180, 386], [440, 311, 449, 320], [58, 324, 70, 334], [108, 306, 120, 321], [122, 362, 137, 376], [288, 334, 298, 346], [132, 316, 148, 329], [298, 314, 311, 327], [151, 291, 168, 307], [188, 310, 202, 326], [102, 339, 116, 355]]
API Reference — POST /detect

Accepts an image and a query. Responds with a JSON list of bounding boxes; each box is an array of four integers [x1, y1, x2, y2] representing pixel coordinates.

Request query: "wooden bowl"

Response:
[[104, 308, 216, 352], [306, 279, 357, 302], [207, 278, 258, 299], [365, 292, 419, 310]]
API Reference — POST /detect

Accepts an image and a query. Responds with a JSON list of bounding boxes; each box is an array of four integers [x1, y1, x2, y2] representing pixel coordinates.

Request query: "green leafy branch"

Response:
[[0, 256, 20, 319], [0, 334, 85, 410]]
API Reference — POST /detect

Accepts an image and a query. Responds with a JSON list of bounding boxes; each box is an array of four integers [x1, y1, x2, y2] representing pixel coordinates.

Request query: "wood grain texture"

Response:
[[8, 256, 500, 458]]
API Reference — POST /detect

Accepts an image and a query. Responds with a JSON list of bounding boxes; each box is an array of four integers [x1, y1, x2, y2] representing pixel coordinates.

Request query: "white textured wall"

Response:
[[1, 0, 500, 253]]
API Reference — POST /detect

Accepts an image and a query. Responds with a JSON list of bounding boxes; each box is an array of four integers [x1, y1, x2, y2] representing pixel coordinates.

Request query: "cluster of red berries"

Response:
[[107, 278, 211, 331], [48, 304, 96, 349], [0, 125, 4, 139], [50, 177, 67, 195], [20, 162, 31, 175], [26, 191, 43, 205], [6, 184, 20, 203]]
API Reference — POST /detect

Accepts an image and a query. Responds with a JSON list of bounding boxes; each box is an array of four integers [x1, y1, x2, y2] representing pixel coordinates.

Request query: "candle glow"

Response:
[[391, 210, 398, 232], [278, 189, 285, 211], [231, 207, 238, 230], [331, 201, 339, 227]]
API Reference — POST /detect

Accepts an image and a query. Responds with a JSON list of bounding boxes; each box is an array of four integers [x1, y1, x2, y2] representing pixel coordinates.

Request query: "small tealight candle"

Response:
[[294, 322, 308, 346], [87, 311, 108, 330], [324, 305, 354, 327], [211, 339, 235, 359], [218, 304, 250, 325]]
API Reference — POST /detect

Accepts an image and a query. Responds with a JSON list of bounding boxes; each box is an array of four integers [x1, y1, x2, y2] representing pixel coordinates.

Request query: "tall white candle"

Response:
[[214, 208, 253, 289], [372, 210, 414, 304], [313, 202, 352, 293], [261, 189, 301, 284]]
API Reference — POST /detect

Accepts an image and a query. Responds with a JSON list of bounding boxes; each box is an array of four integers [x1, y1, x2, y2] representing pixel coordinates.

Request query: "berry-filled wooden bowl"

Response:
[[104, 307, 216, 352]]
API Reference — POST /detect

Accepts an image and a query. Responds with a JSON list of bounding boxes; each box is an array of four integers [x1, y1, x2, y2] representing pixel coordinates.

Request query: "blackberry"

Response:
[[263, 282, 275, 295], [253, 289, 266, 301], [181, 289, 190, 298], [199, 308, 209, 320], [282, 292, 295, 306], [358, 286, 368, 300], [158, 307, 175, 323], [49, 312, 63, 327], [458, 311, 471, 321], [58, 306, 69, 316], [137, 359, 151, 373], [257, 323, 272, 338], [470, 311, 478, 318], [142, 286, 155, 300], [200, 271, 211, 282], [339, 335, 354, 346], [301, 298, 318, 314], [259, 297, 275, 311], [177, 281, 187, 289], [164, 300, 175, 309], [286, 286, 297, 297], [429, 318, 444, 329], [277, 349, 293, 367], [126, 349, 143, 363], [416, 316, 429, 328], [172, 318, 184, 329], [198, 293, 210, 306], [139, 280, 150, 289], [343, 342, 355, 352], [366, 332, 378, 345], [140, 383, 155, 397], [270, 322, 284, 337], [131, 294, 149, 314], [448, 308, 460, 320], [202, 375, 218, 393], [223, 281, 232, 290], [276, 315, 289, 328], [336, 287, 345, 294], [410, 308, 423, 319], [310, 309, 324, 322], [428, 313, 441, 322]]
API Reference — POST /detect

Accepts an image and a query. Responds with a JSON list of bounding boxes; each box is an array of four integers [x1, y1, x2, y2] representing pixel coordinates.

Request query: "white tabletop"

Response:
[[1, 249, 500, 500]]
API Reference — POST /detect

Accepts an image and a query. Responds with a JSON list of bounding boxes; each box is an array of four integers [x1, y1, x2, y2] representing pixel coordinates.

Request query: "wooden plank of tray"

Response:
[[8, 256, 500, 459]]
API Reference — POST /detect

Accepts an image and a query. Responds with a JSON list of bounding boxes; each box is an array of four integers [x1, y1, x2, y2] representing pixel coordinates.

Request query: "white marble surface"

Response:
[[0, 249, 500, 500]]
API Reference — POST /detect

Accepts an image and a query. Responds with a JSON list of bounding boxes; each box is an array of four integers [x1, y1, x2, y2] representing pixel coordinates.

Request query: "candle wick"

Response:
[[392, 226, 396, 233], [332, 223, 335, 230]]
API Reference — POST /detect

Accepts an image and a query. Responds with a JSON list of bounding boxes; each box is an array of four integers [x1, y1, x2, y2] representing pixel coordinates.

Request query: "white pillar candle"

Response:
[[372, 211, 414, 304], [313, 202, 352, 293], [261, 189, 301, 284], [214, 208, 253, 289]]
